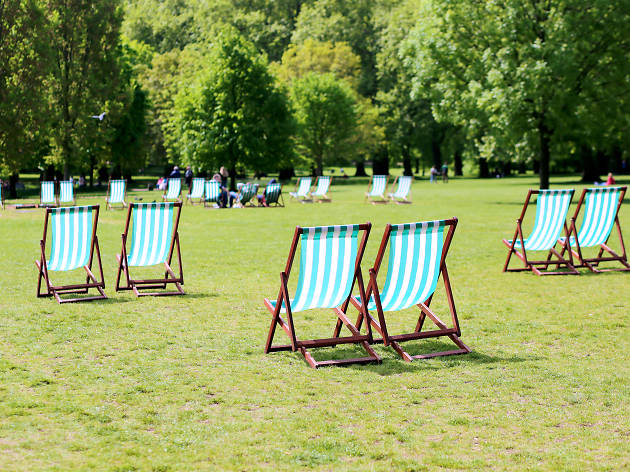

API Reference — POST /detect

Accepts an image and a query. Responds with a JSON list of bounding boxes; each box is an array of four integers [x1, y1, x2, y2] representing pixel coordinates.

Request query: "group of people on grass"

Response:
[[429, 163, 449, 183]]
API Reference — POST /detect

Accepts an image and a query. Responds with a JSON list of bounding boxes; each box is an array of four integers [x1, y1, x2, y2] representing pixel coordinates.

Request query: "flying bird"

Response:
[[90, 112, 106, 121]]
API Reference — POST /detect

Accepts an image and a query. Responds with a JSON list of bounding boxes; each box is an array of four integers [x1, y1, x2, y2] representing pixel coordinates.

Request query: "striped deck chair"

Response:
[[263, 183, 284, 207], [115, 202, 184, 296], [263, 223, 381, 368], [289, 177, 312, 202], [348, 219, 470, 361], [58, 180, 75, 205], [311, 176, 332, 202], [388, 175, 413, 204], [235, 183, 258, 208], [502, 189, 578, 275], [106, 179, 127, 210], [163, 178, 182, 202], [186, 178, 205, 205], [40, 181, 57, 207], [366, 175, 388, 204], [559, 186, 629, 272], [204, 180, 221, 208], [35, 205, 106, 303]]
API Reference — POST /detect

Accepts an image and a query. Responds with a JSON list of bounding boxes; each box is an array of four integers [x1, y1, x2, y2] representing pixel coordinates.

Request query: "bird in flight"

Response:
[[90, 112, 106, 121]]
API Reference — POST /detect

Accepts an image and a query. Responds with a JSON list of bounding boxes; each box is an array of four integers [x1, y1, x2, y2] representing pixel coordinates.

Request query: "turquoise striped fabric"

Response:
[[165, 179, 181, 200], [368, 175, 387, 197], [265, 183, 282, 204], [238, 183, 257, 204], [188, 178, 205, 199], [108, 180, 126, 203], [293, 177, 312, 197], [312, 176, 331, 197], [362, 221, 445, 312], [127, 203, 174, 267], [508, 189, 573, 251], [391, 176, 412, 199], [564, 187, 622, 248], [59, 181, 74, 203], [270, 225, 361, 313], [47, 206, 93, 271], [41, 181, 55, 204], [205, 180, 220, 202]]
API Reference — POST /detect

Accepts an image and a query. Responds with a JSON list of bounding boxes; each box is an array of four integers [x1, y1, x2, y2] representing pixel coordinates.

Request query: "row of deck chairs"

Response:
[[289, 175, 414, 204], [35, 180, 128, 209], [503, 187, 629, 275], [36, 202, 184, 303], [263, 218, 470, 368], [173, 178, 284, 208]]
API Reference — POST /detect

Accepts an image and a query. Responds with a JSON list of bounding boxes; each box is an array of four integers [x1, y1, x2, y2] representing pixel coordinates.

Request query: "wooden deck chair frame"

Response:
[[289, 177, 313, 203], [115, 202, 184, 296], [263, 223, 381, 368], [35, 205, 106, 303], [186, 177, 206, 205], [263, 183, 284, 207], [502, 189, 578, 275], [311, 176, 332, 203], [58, 180, 76, 206], [106, 179, 127, 210], [345, 218, 470, 361], [560, 186, 629, 272], [39, 181, 58, 208], [163, 178, 182, 202], [388, 175, 412, 204], [365, 175, 389, 204]]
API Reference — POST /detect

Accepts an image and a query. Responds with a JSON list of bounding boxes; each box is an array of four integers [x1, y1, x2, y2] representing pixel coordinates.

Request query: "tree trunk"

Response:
[[454, 150, 463, 176], [372, 146, 390, 175], [402, 146, 413, 176], [580, 146, 601, 183], [9, 172, 19, 198], [354, 158, 368, 177], [229, 164, 237, 191], [431, 139, 442, 167], [414, 158, 420, 174], [278, 166, 295, 180], [538, 120, 551, 189], [478, 157, 489, 178]]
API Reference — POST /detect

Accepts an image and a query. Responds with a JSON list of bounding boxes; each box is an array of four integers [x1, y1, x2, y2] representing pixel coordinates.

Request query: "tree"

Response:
[[173, 32, 294, 189]]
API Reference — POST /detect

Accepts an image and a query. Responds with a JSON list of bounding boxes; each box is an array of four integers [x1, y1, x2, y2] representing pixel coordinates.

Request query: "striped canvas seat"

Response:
[[164, 179, 181, 201], [312, 176, 332, 202], [264, 183, 283, 206], [126, 203, 175, 267], [205, 180, 221, 203], [366, 175, 388, 203], [59, 181, 74, 204], [107, 180, 126, 205], [237, 183, 257, 207], [40, 181, 56, 205], [389, 176, 412, 202], [290, 177, 312, 200], [187, 178, 205, 204]]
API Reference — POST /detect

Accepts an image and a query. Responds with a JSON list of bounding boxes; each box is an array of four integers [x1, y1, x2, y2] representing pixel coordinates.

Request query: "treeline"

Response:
[[1, 0, 629, 194]]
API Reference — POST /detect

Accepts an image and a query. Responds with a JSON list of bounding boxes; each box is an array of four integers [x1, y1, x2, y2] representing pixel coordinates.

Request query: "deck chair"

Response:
[[163, 178, 182, 202], [186, 178, 205, 205], [559, 186, 629, 272], [35, 205, 106, 303], [503, 189, 578, 275], [311, 176, 332, 202], [263, 223, 381, 368], [115, 202, 184, 296], [204, 180, 221, 208], [348, 218, 470, 360], [366, 175, 388, 204], [106, 179, 127, 210], [58, 180, 75, 205], [235, 183, 258, 207], [40, 181, 57, 207], [388, 176, 413, 204], [289, 177, 312, 202], [263, 183, 284, 207]]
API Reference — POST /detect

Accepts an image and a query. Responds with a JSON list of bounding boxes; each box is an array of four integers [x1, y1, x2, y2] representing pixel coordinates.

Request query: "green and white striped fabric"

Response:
[[391, 176, 412, 199], [312, 176, 331, 197], [291, 177, 312, 198], [59, 181, 74, 203], [264, 183, 282, 204], [188, 178, 205, 200], [41, 181, 55, 204], [127, 203, 175, 267], [205, 180, 220, 202], [238, 183, 257, 205], [270, 225, 361, 313], [508, 189, 574, 251], [360, 221, 445, 312], [108, 180, 126, 203], [164, 179, 181, 200], [562, 187, 622, 248], [368, 175, 387, 197], [47, 206, 93, 271]]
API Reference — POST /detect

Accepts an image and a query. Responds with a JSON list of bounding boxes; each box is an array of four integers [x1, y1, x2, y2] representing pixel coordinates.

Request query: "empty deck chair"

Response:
[[289, 177, 312, 202], [388, 176, 413, 204], [40, 181, 57, 207], [235, 183, 258, 207], [204, 180, 221, 208], [115, 202, 184, 296], [311, 176, 332, 202], [187, 178, 205, 205], [35, 205, 106, 303], [163, 178, 182, 202], [58, 180, 75, 205], [348, 219, 470, 361], [559, 186, 629, 272], [366, 175, 388, 204], [106, 179, 127, 210], [503, 189, 577, 275], [263, 183, 284, 207], [263, 223, 381, 368]]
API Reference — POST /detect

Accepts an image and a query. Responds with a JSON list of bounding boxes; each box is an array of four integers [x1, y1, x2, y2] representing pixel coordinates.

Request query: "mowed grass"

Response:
[[0, 176, 629, 471]]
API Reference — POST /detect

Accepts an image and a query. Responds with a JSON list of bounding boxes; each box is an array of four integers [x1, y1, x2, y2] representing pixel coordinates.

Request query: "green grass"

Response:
[[1, 176, 629, 471]]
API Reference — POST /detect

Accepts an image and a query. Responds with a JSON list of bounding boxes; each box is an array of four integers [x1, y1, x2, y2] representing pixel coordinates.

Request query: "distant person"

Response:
[[441, 163, 449, 183], [340, 168, 348, 178], [220, 166, 229, 189], [79, 175, 86, 187], [212, 173, 228, 208], [184, 166, 193, 189], [606, 172, 616, 186], [169, 165, 181, 179], [430, 166, 439, 183], [156, 177, 167, 191]]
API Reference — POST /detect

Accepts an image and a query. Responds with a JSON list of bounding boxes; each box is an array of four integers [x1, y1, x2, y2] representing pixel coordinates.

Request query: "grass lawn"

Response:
[[1, 176, 629, 471]]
